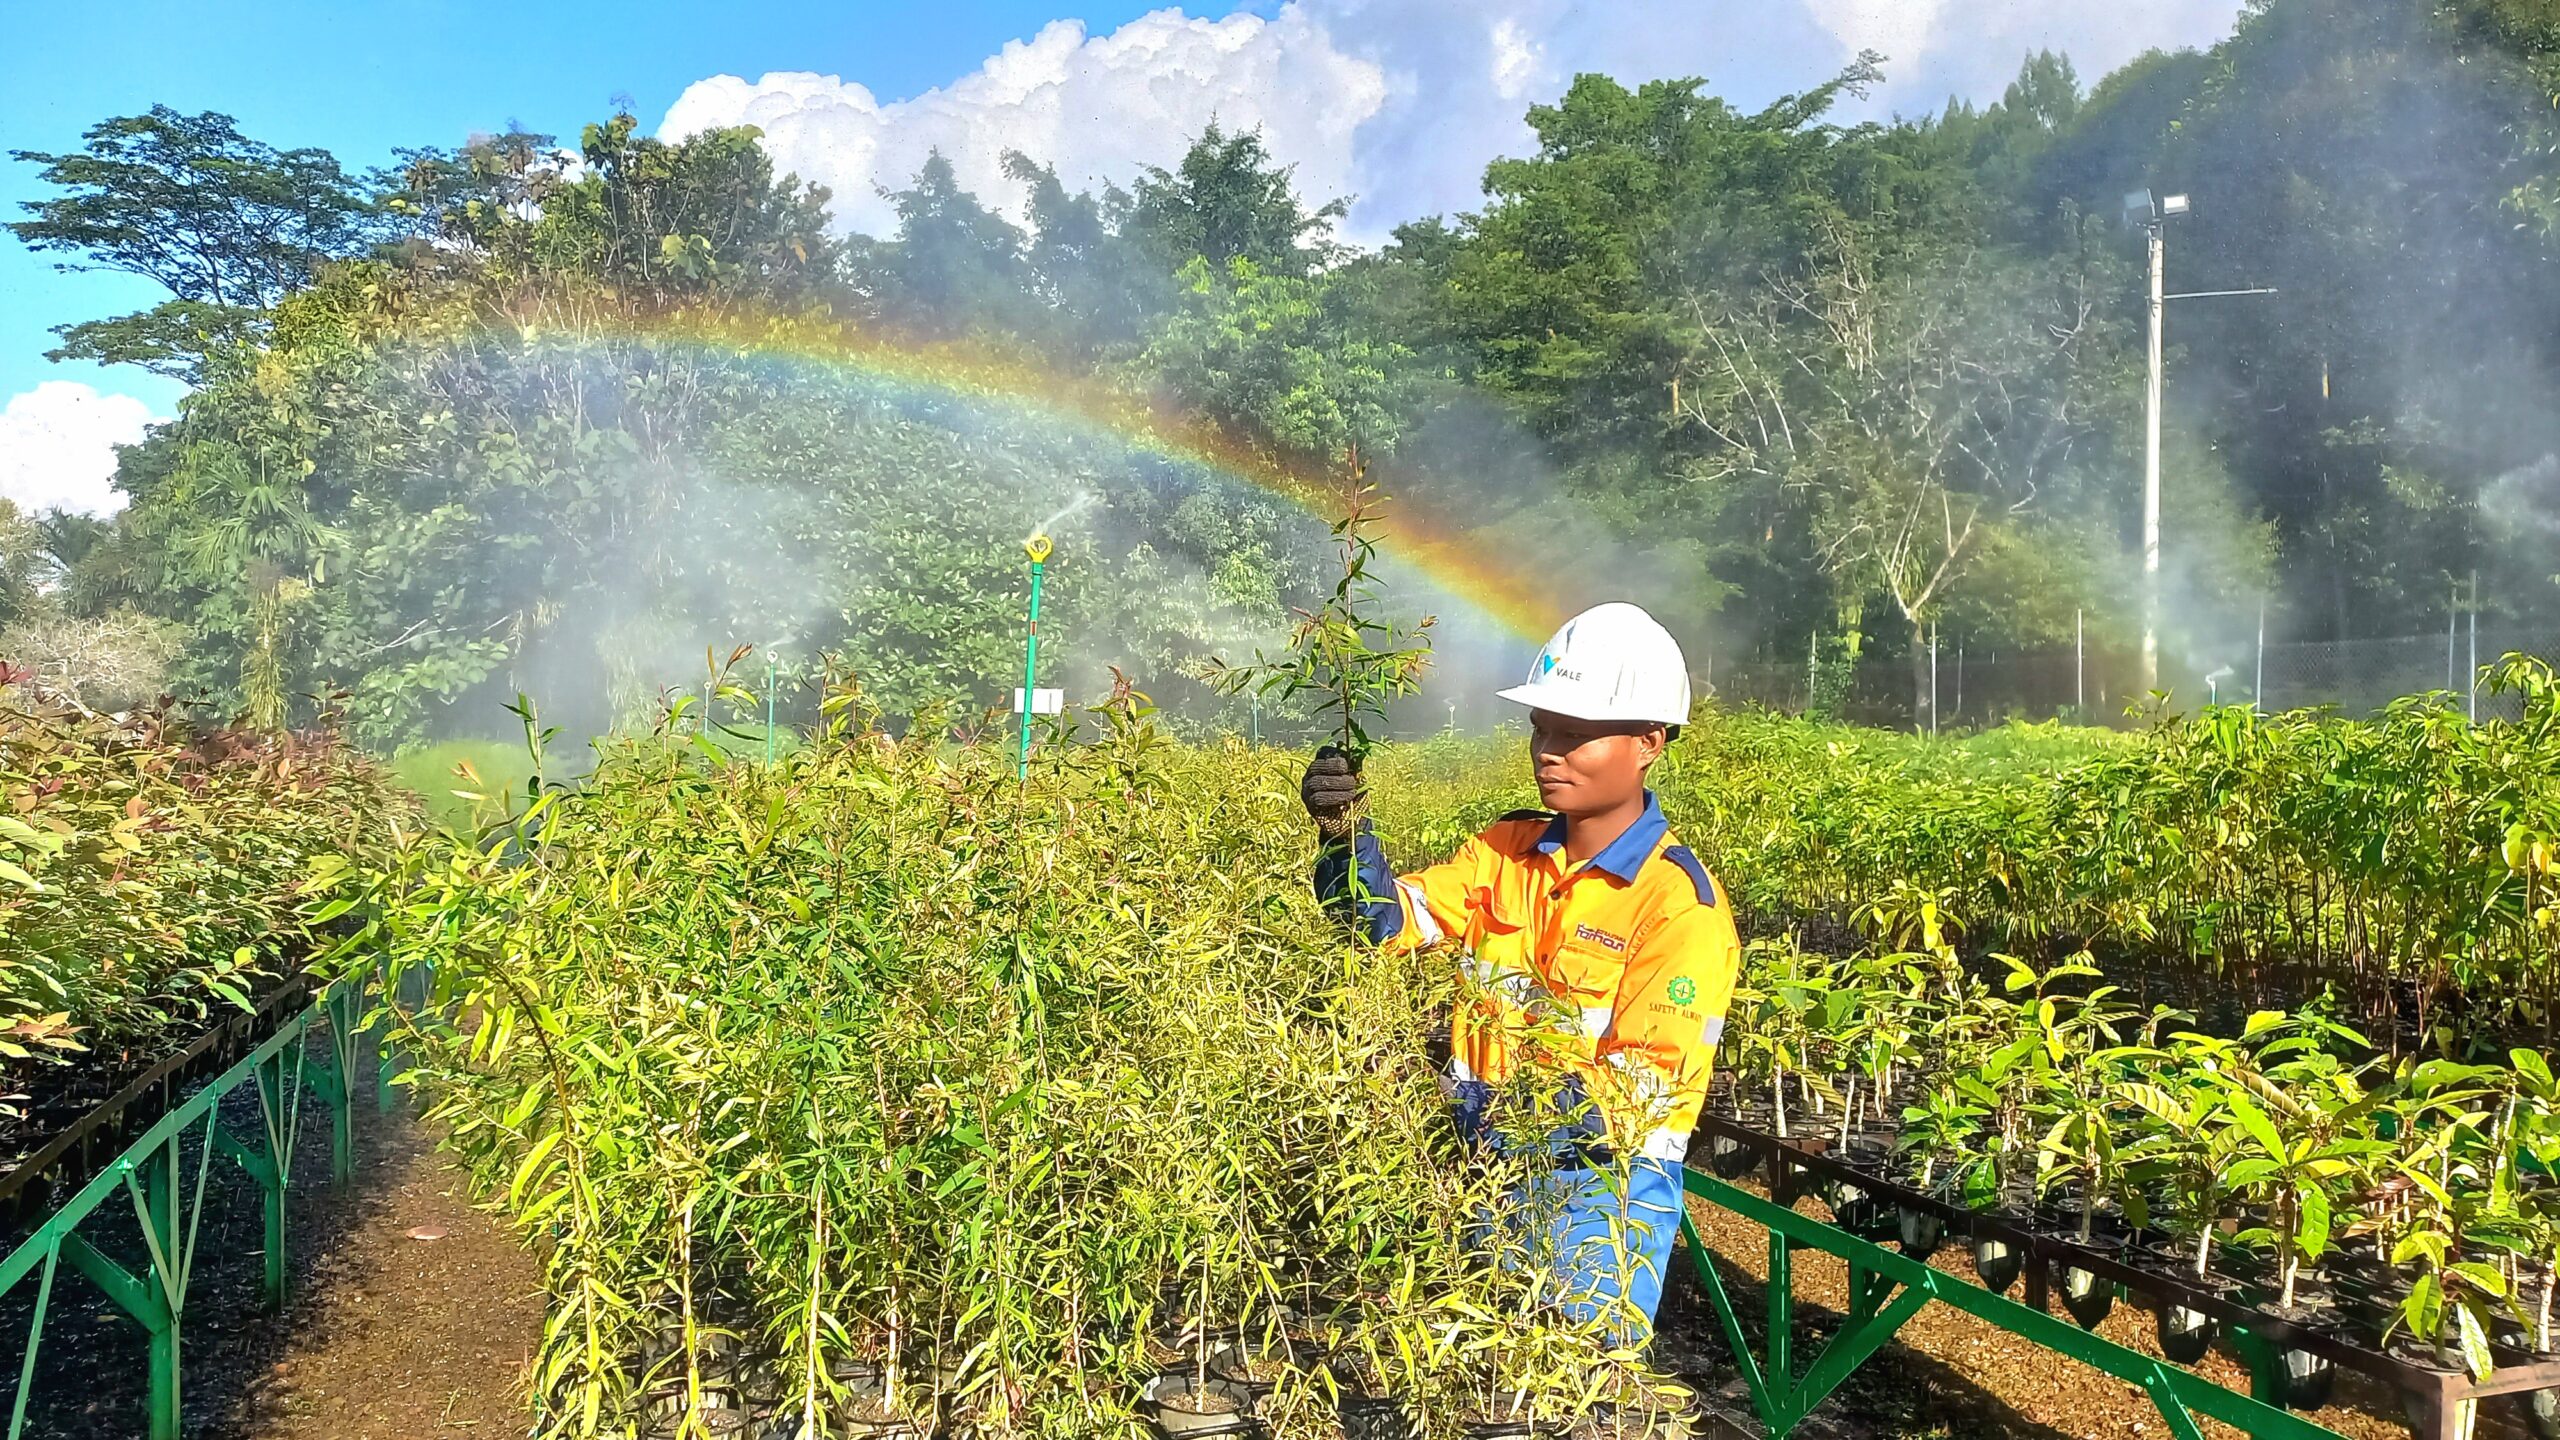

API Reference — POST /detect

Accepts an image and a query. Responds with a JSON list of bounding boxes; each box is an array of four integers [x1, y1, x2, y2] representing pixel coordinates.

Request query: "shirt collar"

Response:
[[1533, 791, 1668, 883]]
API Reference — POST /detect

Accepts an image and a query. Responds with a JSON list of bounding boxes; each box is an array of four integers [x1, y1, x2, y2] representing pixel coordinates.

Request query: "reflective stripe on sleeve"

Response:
[[1640, 1127, 1691, 1162], [1700, 1014, 1726, 1048], [1398, 880, 1441, 944], [1579, 1006, 1613, 1039]]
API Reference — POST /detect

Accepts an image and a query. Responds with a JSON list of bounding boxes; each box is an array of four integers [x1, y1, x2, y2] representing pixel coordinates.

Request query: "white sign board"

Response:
[[1015, 687, 1065, 716]]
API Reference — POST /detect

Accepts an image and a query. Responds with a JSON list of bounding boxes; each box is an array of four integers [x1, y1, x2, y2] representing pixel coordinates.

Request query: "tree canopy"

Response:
[[12, 0, 2560, 739]]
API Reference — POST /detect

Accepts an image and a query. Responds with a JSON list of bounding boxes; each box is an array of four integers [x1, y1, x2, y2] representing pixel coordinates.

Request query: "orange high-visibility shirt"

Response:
[[1321, 793, 1742, 1162]]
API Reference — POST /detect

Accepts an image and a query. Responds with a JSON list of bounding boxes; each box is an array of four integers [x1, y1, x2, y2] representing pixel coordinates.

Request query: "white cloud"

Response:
[[661, 1, 2247, 248], [1806, 0, 2249, 109], [1489, 18, 1541, 101], [0, 382, 158, 519], [1803, 0, 1954, 76], [660, 8, 1389, 237]]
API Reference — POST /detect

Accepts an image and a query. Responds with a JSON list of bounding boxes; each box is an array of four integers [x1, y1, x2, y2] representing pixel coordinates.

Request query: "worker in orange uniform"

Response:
[[1302, 603, 1741, 1341]]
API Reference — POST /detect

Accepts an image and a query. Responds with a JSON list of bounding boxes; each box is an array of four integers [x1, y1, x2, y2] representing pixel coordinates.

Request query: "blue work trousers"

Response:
[[1452, 1081, 1684, 1345]]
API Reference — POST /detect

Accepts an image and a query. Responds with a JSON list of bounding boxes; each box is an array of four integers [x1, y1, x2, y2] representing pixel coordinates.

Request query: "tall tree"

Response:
[[380, 115, 842, 307], [1003, 151, 1164, 355], [854, 151, 1032, 337], [1123, 121, 1345, 279], [1135, 256, 1411, 466], [9, 106, 384, 378], [1675, 236, 2139, 725]]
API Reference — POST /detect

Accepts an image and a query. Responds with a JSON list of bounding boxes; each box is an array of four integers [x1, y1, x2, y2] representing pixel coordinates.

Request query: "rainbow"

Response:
[[486, 305, 1567, 644]]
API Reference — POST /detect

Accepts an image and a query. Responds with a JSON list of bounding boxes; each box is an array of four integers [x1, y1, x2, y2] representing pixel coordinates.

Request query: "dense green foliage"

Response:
[[360, 693, 1681, 1439], [357, 672, 2560, 1435], [1378, 660, 2560, 1032], [1709, 926, 2560, 1377], [14, 0, 2560, 743], [0, 684, 403, 1125]]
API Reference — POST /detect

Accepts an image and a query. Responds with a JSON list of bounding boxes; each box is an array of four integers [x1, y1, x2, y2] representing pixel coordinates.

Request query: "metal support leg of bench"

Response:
[[1677, 1168, 2351, 1440]]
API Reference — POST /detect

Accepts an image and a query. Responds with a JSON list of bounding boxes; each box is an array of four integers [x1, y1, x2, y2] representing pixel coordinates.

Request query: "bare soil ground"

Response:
[[211, 1108, 541, 1439], [1, 1086, 539, 1440]]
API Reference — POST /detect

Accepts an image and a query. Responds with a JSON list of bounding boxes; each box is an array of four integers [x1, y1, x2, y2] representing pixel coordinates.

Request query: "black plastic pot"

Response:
[[2253, 1303, 2337, 1412], [1577, 1399, 1697, 1438], [1826, 1179, 1896, 1242], [1338, 1393, 1421, 1440], [1704, 1132, 1759, 1180], [2387, 1342, 2468, 1435], [1896, 1205, 1945, 1262], [1140, 1373, 1263, 1439], [1972, 1235, 2025, 1296], [1837, 1137, 1895, 1172], [2157, 1302, 2216, 1365], [828, 1361, 929, 1439], [2520, 1383, 2560, 1440], [2265, 1348, 2334, 1413], [2140, 1253, 2239, 1365], [1457, 1419, 1565, 1440], [2060, 1237, 2125, 1330]]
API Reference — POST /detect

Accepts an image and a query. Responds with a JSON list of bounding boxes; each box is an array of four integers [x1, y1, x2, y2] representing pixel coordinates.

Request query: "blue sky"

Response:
[[0, 0, 2245, 517], [0, 0, 1174, 411]]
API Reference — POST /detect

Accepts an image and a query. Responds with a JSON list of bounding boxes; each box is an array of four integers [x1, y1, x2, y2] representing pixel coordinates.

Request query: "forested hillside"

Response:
[[10, 0, 2560, 743]]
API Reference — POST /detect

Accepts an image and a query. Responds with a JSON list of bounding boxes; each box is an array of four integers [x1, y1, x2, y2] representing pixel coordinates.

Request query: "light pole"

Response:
[[2126, 189, 2187, 693], [2123, 189, 2274, 695]]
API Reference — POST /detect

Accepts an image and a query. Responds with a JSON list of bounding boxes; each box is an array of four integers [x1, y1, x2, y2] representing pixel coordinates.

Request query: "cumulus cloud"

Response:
[[0, 382, 158, 519], [662, 1, 2246, 247], [1287, 0, 1829, 235], [660, 8, 1389, 237], [1805, 0, 2249, 111]]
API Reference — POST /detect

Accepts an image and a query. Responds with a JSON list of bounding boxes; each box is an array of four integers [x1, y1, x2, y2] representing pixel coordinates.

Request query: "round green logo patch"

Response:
[[1666, 976, 1697, 1006]]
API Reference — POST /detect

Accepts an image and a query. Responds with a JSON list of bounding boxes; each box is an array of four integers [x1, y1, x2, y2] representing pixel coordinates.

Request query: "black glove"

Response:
[[1300, 745, 1364, 842]]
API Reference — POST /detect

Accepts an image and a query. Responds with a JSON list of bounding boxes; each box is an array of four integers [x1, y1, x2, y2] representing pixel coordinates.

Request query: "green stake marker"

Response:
[[1020, 533, 1052, 780], [766, 653, 777, 765]]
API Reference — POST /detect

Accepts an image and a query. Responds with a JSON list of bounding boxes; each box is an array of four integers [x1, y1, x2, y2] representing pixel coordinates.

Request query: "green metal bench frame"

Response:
[[1677, 1168, 2353, 1440], [0, 975, 387, 1440]]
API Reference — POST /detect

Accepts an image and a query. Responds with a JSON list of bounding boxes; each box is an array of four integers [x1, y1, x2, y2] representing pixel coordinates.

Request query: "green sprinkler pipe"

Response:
[[765, 654, 777, 765], [1019, 534, 1052, 780]]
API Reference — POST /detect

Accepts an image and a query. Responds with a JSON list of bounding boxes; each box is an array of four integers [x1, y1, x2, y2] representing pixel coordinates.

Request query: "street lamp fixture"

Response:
[[2122, 190, 2190, 225]]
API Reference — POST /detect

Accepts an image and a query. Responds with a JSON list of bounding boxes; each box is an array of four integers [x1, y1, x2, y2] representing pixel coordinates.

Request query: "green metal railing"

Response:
[[1678, 1168, 2352, 1440], [0, 974, 378, 1440]]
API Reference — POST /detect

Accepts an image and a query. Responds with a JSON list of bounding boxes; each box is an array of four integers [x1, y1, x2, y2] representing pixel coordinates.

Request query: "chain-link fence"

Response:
[[1709, 625, 2560, 731]]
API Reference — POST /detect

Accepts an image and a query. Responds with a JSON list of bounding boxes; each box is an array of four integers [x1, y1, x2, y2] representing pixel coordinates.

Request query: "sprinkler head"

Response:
[[1024, 533, 1053, 564]]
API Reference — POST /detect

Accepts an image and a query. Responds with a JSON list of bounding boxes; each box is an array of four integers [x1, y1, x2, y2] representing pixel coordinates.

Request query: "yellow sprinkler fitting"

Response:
[[1024, 533, 1054, 564]]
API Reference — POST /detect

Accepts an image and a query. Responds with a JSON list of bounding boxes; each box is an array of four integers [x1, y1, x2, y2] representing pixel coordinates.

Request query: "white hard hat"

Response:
[[1496, 603, 1693, 726]]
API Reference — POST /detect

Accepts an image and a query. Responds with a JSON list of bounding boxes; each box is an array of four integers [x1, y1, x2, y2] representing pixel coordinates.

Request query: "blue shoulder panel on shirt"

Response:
[[1660, 845, 1718, 906]]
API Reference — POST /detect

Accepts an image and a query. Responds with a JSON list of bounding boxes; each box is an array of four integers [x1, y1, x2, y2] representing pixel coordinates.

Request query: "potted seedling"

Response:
[[2037, 1076, 2140, 1330], [1729, 943, 1833, 1144], [2519, 1128, 2560, 1440], [2205, 1018, 2390, 1417], [1943, 956, 2090, 1296], [2118, 1062, 2242, 1362], [2507, 1049, 2560, 1357], [1320, 1343, 1421, 1440], [1894, 1084, 1989, 1263], [2380, 1083, 2529, 1440], [1958, 1035, 2041, 1297], [1140, 1371, 1264, 1438]]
